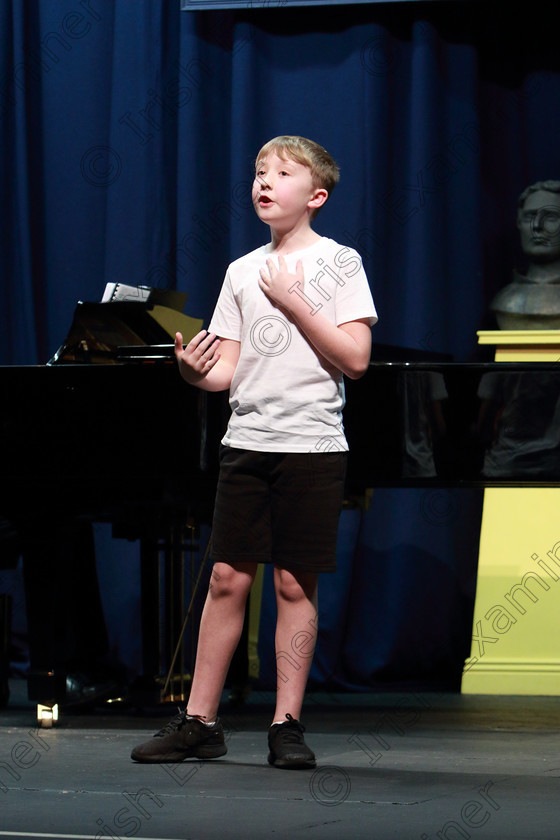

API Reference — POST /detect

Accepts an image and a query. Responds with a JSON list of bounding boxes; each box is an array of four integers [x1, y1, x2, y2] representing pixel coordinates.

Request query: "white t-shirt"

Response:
[[208, 236, 378, 453]]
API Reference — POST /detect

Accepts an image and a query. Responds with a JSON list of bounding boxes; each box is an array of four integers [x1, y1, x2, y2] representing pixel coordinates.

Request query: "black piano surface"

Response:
[[1, 356, 560, 706], [345, 360, 560, 489], [0, 361, 223, 532], [1, 359, 559, 512], [0, 360, 226, 705]]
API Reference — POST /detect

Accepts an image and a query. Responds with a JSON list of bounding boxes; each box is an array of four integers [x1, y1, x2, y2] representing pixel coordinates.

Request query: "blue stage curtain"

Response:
[[1, 0, 558, 689]]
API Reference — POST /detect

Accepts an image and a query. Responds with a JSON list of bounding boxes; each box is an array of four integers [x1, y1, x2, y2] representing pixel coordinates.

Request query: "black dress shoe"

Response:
[[63, 670, 124, 709]]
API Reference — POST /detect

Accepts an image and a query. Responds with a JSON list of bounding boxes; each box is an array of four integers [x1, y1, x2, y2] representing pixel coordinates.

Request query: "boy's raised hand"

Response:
[[259, 255, 304, 312], [174, 330, 221, 383]]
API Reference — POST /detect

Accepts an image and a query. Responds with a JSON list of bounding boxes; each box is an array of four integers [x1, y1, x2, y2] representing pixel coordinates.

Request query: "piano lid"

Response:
[[49, 290, 203, 365]]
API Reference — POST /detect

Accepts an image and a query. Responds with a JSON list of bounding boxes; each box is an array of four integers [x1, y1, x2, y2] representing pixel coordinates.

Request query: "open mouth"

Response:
[[259, 196, 273, 206]]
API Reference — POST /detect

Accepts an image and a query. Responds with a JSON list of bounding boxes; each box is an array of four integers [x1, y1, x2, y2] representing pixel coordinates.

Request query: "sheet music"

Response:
[[101, 283, 152, 303]]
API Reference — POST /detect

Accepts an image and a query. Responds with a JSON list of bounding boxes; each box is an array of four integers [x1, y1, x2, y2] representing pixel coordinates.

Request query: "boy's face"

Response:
[[252, 152, 326, 227]]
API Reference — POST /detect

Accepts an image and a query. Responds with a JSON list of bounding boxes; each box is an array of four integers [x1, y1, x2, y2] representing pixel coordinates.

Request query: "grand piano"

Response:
[[1, 297, 559, 712]]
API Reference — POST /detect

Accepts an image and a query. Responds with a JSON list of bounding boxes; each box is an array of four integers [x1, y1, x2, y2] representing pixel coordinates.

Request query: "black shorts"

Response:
[[210, 446, 347, 573]]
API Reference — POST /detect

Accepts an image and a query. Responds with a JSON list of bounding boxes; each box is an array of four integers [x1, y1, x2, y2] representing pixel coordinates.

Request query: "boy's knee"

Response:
[[275, 568, 317, 603], [209, 562, 254, 599]]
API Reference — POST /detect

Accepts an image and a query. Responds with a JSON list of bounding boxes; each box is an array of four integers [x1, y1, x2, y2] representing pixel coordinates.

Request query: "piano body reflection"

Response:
[[344, 361, 560, 490], [2, 346, 560, 707]]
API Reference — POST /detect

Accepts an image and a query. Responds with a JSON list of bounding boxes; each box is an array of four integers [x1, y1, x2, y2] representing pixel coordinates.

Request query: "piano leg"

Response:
[[0, 593, 10, 708], [21, 519, 110, 711], [128, 537, 163, 706], [131, 522, 210, 706]]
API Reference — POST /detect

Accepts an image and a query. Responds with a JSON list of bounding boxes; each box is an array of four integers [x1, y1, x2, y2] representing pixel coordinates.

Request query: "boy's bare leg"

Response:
[[272, 566, 318, 722], [187, 560, 258, 721]]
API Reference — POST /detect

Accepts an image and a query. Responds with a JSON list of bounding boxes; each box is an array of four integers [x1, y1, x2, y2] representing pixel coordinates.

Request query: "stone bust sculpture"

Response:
[[490, 180, 560, 329]]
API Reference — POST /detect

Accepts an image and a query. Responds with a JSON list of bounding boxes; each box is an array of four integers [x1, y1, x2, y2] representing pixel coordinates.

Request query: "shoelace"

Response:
[[274, 713, 305, 742], [154, 709, 187, 737], [155, 709, 207, 738]]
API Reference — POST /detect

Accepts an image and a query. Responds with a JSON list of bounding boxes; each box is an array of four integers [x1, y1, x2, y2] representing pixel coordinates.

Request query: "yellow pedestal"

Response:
[[476, 329, 560, 361], [461, 331, 560, 694]]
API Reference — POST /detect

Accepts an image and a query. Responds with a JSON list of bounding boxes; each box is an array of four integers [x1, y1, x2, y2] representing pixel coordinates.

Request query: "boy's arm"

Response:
[[174, 330, 240, 392], [258, 257, 372, 380]]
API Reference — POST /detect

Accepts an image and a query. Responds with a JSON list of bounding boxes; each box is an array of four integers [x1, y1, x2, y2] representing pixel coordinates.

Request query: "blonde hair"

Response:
[[255, 136, 340, 202]]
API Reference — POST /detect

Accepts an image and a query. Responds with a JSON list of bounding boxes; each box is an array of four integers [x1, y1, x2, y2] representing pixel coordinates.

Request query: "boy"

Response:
[[131, 136, 377, 769]]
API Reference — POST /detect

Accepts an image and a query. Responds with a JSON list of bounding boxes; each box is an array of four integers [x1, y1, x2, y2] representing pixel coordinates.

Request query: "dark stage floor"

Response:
[[1, 680, 560, 839]]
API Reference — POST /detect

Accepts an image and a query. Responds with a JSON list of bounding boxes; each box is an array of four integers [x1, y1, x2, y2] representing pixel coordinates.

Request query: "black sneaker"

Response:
[[131, 710, 227, 763], [267, 713, 316, 769]]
